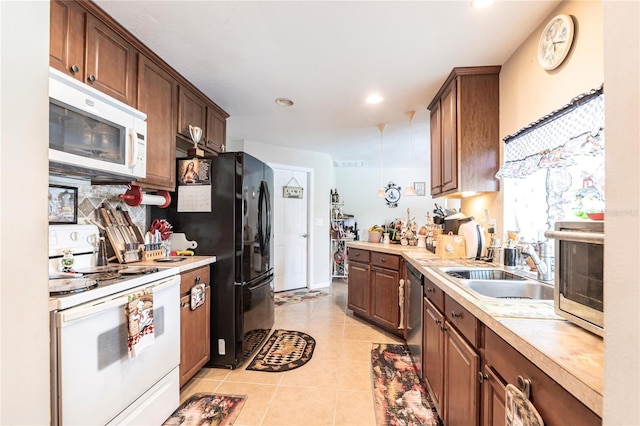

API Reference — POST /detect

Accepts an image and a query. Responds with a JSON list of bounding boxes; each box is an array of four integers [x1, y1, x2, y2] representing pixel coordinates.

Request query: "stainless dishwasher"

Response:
[[406, 262, 424, 377]]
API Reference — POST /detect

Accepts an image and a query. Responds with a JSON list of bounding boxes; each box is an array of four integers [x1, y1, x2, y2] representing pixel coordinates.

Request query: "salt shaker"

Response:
[[503, 239, 517, 269]]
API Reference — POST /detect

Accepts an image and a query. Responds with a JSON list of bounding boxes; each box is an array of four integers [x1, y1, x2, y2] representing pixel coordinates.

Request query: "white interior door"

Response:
[[273, 167, 309, 292]]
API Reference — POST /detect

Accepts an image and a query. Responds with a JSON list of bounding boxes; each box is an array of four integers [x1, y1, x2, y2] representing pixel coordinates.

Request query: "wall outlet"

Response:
[[218, 339, 225, 355]]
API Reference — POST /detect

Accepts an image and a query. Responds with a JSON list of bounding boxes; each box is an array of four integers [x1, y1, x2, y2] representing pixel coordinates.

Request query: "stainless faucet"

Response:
[[520, 241, 554, 282]]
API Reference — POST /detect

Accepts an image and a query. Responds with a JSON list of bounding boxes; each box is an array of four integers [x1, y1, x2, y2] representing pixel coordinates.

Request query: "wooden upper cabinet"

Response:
[[428, 66, 500, 197], [177, 85, 207, 141], [85, 14, 137, 106], [136, 55, 178, 191], [205, 107, 227, 154], [49, 0, 86, 80]]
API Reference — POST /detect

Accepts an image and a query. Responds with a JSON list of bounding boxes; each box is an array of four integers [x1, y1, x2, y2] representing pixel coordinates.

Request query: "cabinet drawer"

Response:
[[485, 328, 600, 426], [370, 252, 400, 270], [445, 294, 477, 346], [424, 277, 444, 313], [348, 248, 370, 263], [180, 265, 210, 295]]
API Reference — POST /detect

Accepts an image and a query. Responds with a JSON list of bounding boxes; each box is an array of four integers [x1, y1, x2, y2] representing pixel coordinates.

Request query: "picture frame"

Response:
[[177, 158, 212, 186], [48, 185, 78, 224], [413, 182, 426, 196]]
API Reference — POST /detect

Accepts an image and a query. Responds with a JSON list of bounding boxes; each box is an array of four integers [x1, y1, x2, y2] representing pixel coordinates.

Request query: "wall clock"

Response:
[[384, 182, 401, 208], [537, 14, 575, 71]]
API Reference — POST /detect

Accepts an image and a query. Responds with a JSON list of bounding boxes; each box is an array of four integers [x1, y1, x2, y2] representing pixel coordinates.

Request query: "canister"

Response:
[[503, 240, 517, 269]]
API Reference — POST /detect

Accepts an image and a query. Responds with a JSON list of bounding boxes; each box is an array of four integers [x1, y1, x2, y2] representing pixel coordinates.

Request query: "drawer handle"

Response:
[[380, 258, 386, 262], [426, 287, 435, 293], [87, 74, 96, 83], [517, 375, 532, 399], [435, 319, 442, 325], [451, 311, 461, 319], [478, 372, 488, 383]]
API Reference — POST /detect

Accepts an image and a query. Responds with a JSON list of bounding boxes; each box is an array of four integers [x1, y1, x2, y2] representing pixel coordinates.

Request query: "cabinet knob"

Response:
[[478, 371, 488, 383], [517, 375, 532, 399], [427, 287, 435, 293], [69, 65, 79, 74], [87, 74, 96, 83], [180, 302, 188, 308], [435, 319, 442, 325], [380, 258, 386, 263], [451, 311, 461, 319]]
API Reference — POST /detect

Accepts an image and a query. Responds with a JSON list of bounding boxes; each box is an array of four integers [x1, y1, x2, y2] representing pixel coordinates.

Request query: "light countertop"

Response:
[[131, 255, 216, 273], [346, 241, 603, 416]]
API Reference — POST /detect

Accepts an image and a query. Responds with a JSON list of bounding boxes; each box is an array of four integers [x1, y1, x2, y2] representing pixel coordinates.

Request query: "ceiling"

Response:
[[96, 0, 561, 168]]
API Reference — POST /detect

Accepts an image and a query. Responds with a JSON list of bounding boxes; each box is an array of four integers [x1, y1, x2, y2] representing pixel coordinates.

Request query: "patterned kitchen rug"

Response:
[[245, 329, 315, 372], [371, 343, 443, 426], [162, 393, 247, 426], [274, 288, 329, 307]]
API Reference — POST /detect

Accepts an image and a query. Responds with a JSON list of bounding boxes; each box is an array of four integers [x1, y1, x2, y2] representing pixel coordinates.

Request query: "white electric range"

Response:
[[49, 224, 181, 426]]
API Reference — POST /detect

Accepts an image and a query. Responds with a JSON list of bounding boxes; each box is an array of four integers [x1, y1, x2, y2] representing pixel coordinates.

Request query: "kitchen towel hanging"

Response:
[[125, 287, 155, 360]]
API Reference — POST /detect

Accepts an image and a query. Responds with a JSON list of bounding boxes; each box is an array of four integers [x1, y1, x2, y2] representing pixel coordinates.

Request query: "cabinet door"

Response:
[[347, 261, 370, 317], [49, 0, 85, 80], [482, 365, 506, 426], [136, 55, 178, 191], [177, 85, 207, 140], [85, 14, 137, 106], [429, 100, 443, 195], [444, 322, 480, 426], [204, 107, 226, 154], [370, 266, 400, 332], [440, 81, 458, 194], [423, 297, 444, 415], [179, 286, 211, 387]]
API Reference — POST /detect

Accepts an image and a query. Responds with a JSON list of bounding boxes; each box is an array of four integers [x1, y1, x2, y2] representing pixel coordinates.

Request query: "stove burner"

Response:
[[87, 272, 121, 282], [49, 278, 99, 296], [119, 266, 159, 275]]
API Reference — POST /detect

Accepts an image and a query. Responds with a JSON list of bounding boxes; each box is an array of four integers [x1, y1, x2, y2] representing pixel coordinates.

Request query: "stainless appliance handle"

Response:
[[258, 180, 271, 257], [544, 230, 604, 244], [258, 181, 265, 254]]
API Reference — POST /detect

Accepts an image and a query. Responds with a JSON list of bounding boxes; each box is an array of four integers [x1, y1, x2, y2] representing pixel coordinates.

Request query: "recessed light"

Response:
[[275, 97, 294, 107], [365, 94, 384, 104], [471, 0, 494, 9]]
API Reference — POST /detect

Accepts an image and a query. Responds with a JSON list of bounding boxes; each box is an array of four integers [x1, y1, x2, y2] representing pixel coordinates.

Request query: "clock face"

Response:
[[384, 183, 401, 207], [538, 14, 574, 71]]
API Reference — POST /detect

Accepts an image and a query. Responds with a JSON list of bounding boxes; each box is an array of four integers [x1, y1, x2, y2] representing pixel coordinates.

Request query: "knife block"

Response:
[[142, 249, 164, 261]]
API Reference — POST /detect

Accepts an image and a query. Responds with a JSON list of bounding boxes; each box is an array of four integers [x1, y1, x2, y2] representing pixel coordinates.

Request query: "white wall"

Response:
[[335, 166, 460, 240], [603, 2, 640, 424], [0, 1, 51, 424], [228, 140, 334, 288]]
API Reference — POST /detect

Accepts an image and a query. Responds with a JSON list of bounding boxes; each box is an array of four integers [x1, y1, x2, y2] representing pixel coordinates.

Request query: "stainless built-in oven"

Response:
[[545, 220, 604, 336]]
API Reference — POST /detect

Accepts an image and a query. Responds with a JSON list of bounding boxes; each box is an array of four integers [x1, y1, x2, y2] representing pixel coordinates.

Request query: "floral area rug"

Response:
[[162, 393, 246, 426], [274, 288, 329, 307], [245, 329, 315, 372], [371, 343, 443, 426]]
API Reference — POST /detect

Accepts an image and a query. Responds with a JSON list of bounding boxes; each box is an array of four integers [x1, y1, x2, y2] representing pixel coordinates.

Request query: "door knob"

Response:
[[301, 234, 308, 238]]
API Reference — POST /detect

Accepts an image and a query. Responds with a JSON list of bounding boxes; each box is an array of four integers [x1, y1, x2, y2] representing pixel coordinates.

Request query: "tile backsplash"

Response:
[[77, 184, 146, 230]]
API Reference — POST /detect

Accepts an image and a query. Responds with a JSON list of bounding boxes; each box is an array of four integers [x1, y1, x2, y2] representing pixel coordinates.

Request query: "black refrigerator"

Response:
[[152, 152, 274, 368]]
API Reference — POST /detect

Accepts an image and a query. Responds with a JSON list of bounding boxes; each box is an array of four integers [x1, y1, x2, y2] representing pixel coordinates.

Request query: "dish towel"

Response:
[[126, 287, 155, 360]]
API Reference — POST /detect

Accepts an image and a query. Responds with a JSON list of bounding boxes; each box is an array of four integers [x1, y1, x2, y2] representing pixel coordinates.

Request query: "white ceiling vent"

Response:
[[334, 160, 364, 168]]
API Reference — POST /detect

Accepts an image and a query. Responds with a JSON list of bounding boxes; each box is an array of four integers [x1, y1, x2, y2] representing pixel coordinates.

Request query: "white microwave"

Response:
[[49, 67, 147, 181]]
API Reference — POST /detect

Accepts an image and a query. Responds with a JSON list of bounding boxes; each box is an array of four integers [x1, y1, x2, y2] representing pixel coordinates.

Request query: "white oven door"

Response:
[[52, 275, 180, 426]]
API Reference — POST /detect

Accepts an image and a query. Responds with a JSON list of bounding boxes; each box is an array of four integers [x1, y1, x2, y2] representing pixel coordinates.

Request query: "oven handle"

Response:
[[59, 275, 179, 326], [544, 230, 604, 244], [60, 295, 130, 326]]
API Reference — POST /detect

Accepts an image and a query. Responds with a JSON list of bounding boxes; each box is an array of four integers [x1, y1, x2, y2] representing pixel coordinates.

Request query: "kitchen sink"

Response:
[[437, 267, 554, 301], [444, 269, 526, 281], [463, 280, 554, 300]]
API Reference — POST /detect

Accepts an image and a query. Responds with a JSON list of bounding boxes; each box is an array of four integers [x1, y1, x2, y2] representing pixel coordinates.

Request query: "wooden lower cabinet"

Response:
[[370, 266, 400, 331], [483, 328, 600, 426], [346, 248, 404, 336], [347, 260, 370, 317], [444, 323, 480, 426], [423, 297, 444, 414], [179, 265, 211, 387], [482, 365, 506, 426]]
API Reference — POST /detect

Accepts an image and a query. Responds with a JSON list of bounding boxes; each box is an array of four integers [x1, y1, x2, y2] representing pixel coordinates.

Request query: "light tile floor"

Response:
[[180, 279, 405, 426]]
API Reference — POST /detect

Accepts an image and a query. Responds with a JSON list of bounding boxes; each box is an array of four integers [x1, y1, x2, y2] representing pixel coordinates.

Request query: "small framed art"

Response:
[[48, 185, 78, 224], [413, 182, 426, 196]]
